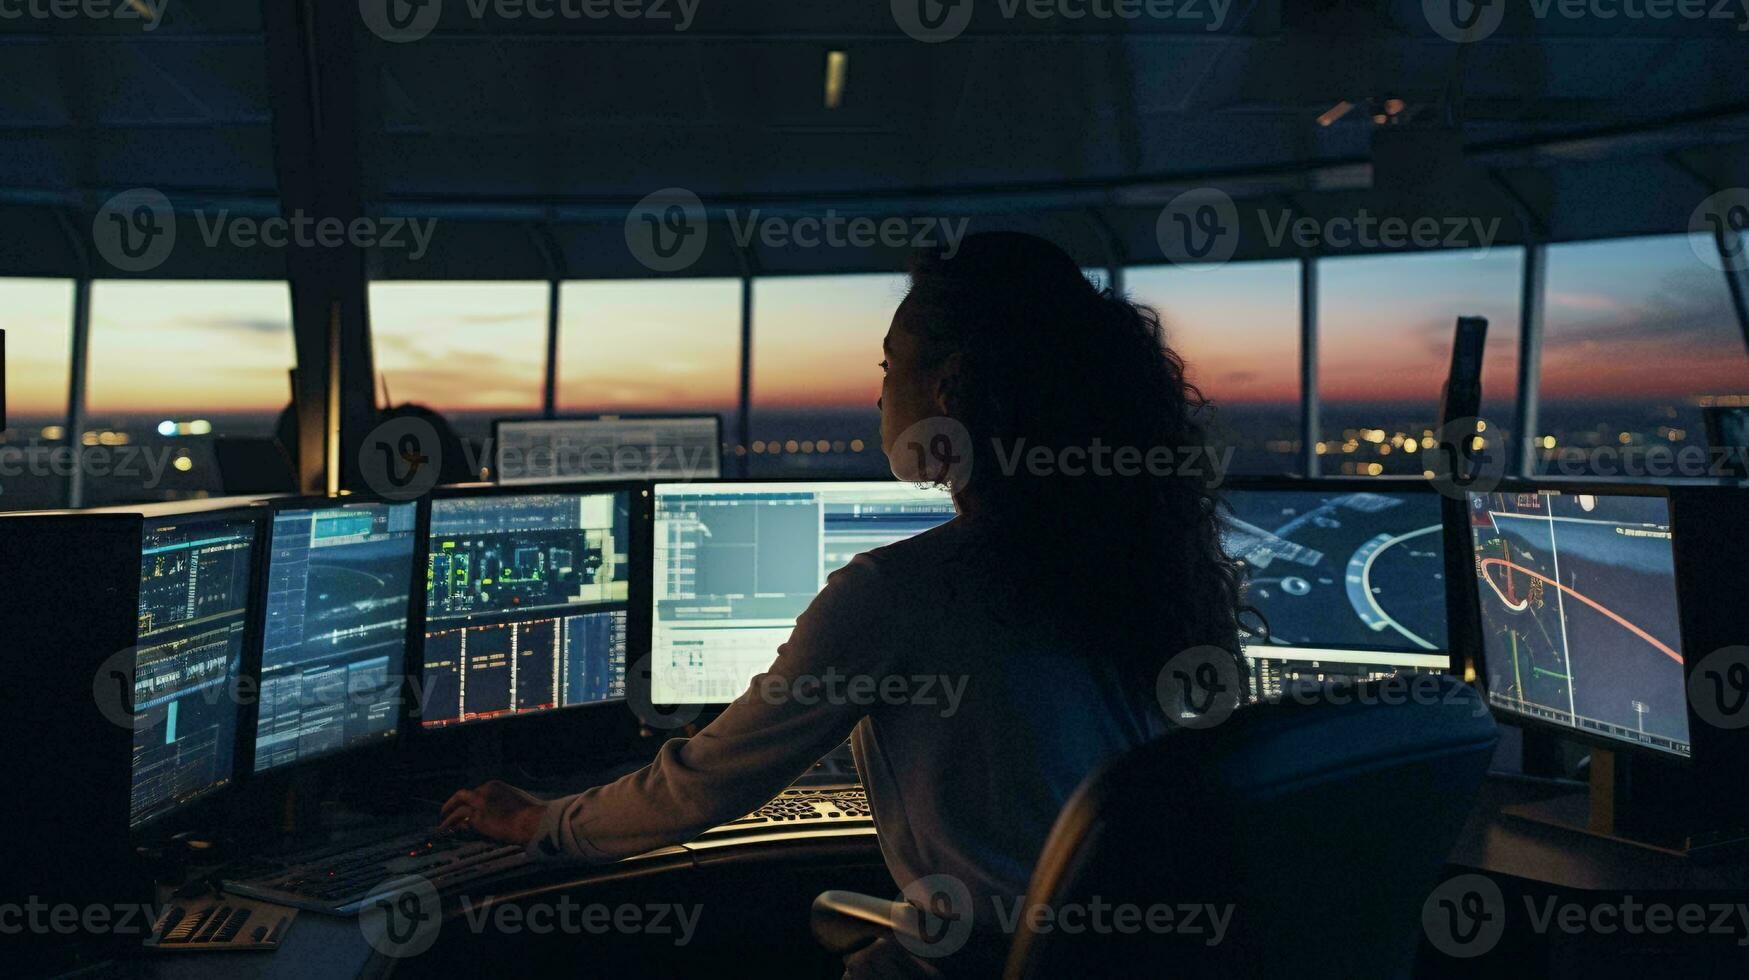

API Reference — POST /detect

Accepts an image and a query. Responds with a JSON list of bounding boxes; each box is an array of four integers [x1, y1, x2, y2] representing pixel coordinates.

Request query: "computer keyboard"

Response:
[[221, 782, 872, 914], [220, 827, 526, 915], [704, 785, 872, 834]]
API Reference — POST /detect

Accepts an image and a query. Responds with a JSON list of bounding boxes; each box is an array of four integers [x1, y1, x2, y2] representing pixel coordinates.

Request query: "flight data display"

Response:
[[1222, 489, 1451, 700], [254, 501, 419, 773], [652, 481, 957, 703], [422, 492, 630, 727], [1469, 490, 1689, 756], [132, 514, 259, 827]]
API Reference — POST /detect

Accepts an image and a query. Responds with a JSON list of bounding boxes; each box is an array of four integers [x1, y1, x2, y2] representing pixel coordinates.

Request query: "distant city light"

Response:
[[41, 425, 64, 440], [157, 420, 176, 436], [850, 439, 865, 452], [172, 455, 193, 472]]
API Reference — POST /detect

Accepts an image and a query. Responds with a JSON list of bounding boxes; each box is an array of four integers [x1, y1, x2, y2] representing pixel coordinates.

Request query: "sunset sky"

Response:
[[3, 233, 1746, 423], [559, 278, 741, 412], [86, 280, 296, 417]]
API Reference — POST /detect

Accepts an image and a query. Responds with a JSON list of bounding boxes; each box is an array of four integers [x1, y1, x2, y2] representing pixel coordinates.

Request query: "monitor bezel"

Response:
[[1218, 475, 1460, 676], [490, 413, 724, 486], [1461, 480, 1694, 763], [130, 504, 270, 833], [413, 481, 647, 734], [239, 493, 430, 782]]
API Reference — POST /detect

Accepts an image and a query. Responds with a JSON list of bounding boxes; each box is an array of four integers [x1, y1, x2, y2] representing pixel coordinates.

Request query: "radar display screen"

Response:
[[1223, 488, 1450, 699], [1469, 490, 1688, 757]]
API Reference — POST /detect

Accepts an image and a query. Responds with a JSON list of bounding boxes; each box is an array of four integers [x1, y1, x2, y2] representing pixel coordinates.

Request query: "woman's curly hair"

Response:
[[896, 232, 1252, 684]]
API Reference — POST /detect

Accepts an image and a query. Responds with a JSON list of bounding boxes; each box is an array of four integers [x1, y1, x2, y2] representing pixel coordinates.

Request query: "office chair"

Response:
[[812, 673, 1499, 979]]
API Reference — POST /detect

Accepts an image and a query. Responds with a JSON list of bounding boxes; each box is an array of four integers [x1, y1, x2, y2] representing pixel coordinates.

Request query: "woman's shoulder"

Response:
[[859, 515, 968, 570]]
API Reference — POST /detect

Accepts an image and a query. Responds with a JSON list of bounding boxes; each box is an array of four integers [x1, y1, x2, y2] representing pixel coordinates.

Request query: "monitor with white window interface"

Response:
[[651, 481, 958, 704], [252, 500, 420, 773], [494, 415, 722, 485], [1467, 487, 1689, 758], [420, 489, 632, 727], [132, 512, 261, 828], [1220, 483, 1453, 701]]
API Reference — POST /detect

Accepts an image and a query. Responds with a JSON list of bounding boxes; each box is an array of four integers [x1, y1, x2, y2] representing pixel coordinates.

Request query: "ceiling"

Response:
[[2, 0, 1747, 278]]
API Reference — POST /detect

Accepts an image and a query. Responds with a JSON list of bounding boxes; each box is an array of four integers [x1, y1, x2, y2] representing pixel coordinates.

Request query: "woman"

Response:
[[440, 232, 1248, 975]]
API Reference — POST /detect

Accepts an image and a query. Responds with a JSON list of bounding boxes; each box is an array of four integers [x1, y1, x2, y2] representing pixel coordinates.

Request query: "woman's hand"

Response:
[[438, 780, 546, 846]]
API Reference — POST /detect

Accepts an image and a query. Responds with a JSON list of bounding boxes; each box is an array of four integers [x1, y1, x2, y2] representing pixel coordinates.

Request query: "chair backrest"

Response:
[[1004, 673, 1498, 980]]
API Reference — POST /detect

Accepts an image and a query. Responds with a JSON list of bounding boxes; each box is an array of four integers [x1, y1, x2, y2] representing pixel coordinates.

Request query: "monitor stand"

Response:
[[1501, 749, 1749, 860]]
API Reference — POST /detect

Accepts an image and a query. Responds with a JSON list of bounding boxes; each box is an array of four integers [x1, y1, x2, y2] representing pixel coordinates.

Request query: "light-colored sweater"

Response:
[[528, 517, 1166, 907]]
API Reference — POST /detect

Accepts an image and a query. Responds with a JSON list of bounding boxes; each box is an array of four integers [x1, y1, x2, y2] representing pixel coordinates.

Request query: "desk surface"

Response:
[[1450, 777, 1749, 892], [109, 773, 1749, 979]]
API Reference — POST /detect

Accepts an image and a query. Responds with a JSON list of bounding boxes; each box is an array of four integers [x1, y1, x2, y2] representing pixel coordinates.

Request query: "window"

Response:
[[370, 281, 549, 441], [83, 281, 296, 505], [1536, 234, 1749, 480], [1126, 261, 1302, 474], [0, 278, 74, 510], [557, 278, 741, 443], [749, 274, 904, 477], [1318, 248, 1523, 476]]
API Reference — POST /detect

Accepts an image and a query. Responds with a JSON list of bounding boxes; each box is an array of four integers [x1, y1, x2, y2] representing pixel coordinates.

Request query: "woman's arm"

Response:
[[443, 554, 896, 861]]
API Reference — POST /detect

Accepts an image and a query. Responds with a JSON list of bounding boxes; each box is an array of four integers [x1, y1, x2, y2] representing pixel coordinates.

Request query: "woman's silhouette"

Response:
[[442, 232, 1250, 977]]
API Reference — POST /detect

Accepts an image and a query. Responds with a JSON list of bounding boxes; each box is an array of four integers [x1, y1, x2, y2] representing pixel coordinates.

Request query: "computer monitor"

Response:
[[132, 511, 262, 828], [1221, 482, 1453, 701], [651, 481, 958, 704], [252, 499, 421, 773], [494, 415, 722, 485], [420, 488, 633, 727], [1467, 487, 1689, 757]]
